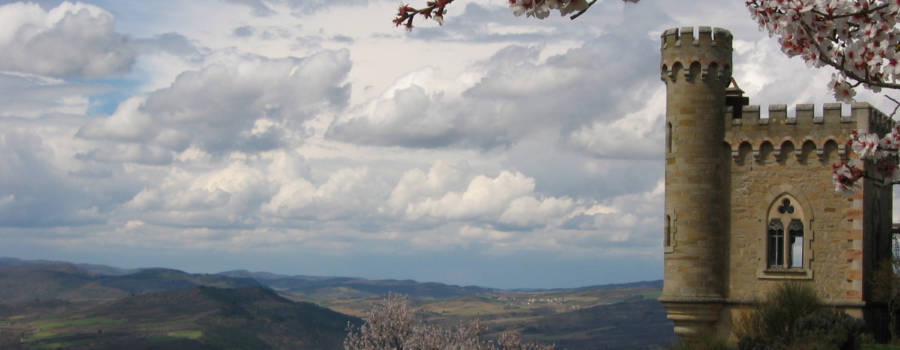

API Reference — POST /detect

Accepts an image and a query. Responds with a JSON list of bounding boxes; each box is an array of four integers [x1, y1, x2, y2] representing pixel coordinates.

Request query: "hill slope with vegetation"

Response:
[[0, 258, 673, 349]]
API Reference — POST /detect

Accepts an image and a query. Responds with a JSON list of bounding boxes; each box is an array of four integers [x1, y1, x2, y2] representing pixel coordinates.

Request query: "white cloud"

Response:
[[264, 167, 376, 220], [405, 170, 536, 220], [0, 129, 101, 227], [328, 37, 660, 152], [568, 87, 666, 159], [0, 1, 134, 78], [78, 50, 352, 161], [125, 160, 275, 226], [388, 162, 584, 231]]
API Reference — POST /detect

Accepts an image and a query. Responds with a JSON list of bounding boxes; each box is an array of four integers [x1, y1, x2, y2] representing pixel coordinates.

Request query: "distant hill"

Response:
[[219, 269, 494, 299], [515, 298, 674, 350], [0, 257, 135, 275], [0, 262, 260, 303], [0, 286, 359, 350]]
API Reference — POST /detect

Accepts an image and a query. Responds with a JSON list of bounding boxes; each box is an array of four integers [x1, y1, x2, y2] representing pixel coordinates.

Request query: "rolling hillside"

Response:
[[0, 286, 359, 349], [0, 258, 673, 349], [0, 263, 260, 303]]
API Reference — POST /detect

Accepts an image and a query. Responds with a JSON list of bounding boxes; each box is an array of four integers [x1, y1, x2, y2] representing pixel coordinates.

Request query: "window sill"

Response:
[[757, 267, 813, 280]]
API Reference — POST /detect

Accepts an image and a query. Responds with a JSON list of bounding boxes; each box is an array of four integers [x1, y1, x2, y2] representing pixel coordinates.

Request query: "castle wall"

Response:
[[721, 103, 893, 338]]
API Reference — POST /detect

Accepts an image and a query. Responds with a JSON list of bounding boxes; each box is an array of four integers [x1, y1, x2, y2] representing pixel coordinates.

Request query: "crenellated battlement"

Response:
[[660, 27, 733, 84], [661, 26, 733, 49], [724, 102, 893, 164]]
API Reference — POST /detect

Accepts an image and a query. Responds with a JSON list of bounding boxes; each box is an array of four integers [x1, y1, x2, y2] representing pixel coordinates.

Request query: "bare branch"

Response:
[[887, 95, 900, 118], [569, 0, 598, 20]]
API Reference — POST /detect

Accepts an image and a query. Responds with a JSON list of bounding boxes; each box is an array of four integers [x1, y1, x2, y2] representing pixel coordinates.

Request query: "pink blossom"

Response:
[[747, 0, 900, 99]]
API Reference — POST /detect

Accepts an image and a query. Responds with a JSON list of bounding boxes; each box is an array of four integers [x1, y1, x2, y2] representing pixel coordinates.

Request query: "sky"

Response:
[[0, 0, 897, 289]]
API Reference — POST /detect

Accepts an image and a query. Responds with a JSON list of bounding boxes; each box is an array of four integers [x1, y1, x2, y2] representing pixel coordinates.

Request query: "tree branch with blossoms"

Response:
[[832, 127, 900, 193], [393, 0, 639, 30], [746, 0, 900, 102]]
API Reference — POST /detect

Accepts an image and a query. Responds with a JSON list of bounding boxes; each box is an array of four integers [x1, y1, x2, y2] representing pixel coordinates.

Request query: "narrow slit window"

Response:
[[666, 122, 672, 153], [665, 215, 672, 247]]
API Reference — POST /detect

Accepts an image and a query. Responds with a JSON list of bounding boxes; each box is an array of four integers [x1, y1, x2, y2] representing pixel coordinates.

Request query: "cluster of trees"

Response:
[[344, 293, 553, 350]]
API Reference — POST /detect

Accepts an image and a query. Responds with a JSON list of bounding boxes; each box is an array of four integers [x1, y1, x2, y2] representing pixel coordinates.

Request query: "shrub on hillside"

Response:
[[736, 283, 864, 350], [872, 259, 900, 340], [792, 309, 865, 350], [344, 293, 553, 350], [669, 332, 729, 350]]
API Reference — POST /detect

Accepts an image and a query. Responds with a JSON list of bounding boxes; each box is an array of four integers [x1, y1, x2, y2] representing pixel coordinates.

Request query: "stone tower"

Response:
[[659, 26, 733, 337], [659, 26, 894, 340]]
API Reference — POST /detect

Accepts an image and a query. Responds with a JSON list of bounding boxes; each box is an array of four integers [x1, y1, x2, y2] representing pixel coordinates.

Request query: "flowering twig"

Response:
[[394, 0, 639, 29], [833, 127, 900, 193], [393, 0, 455, 30], [746, 0, 900, 100]]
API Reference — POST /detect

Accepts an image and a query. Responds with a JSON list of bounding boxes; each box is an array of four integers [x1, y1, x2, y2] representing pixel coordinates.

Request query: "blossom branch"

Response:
[[747, 0, 900, 101], [810, 3, 890, 20], [393, 0, 455, 30], [394, 0, 639, 29]]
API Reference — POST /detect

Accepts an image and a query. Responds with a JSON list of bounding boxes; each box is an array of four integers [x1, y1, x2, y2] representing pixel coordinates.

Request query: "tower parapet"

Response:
[[660, 27, 732, 86], [725, 103, 894, 164]]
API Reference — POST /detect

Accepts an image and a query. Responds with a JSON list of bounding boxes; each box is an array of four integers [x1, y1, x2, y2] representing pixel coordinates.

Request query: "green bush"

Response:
[[792, 309, 865, 350], [670, 332, 729, 350], [736, 283, 864, 350]]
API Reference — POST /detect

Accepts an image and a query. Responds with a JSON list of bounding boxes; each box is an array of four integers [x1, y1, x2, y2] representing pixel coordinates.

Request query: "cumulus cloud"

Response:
[[264, 167, 380, 221], [568, 87, 666, 159], [125, 160, 275, 227], [0, 1, 134, 78], [77, 50, 352, 162], [328, 36, 659, 153], [0, 130, 100, 227], [386, 162, 586, 232]]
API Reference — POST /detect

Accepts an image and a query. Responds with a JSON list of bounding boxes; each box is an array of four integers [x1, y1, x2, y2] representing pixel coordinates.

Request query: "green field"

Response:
[[864, 345, 900, 350]]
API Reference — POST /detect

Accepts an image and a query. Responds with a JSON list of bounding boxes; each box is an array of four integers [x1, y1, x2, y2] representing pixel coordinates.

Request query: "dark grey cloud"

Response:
[[0, 2, 135, 78], [223, 0, 368, 17], [0, 72, 107, 118], [331, 35, 353, 43], [0, 131, 100, 227], [233, 25, 255, 37], [132, 33, 207, 58], [281, 0, 368, 15], [0, 0, 63, 9], [223, 0, 275, 16]]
